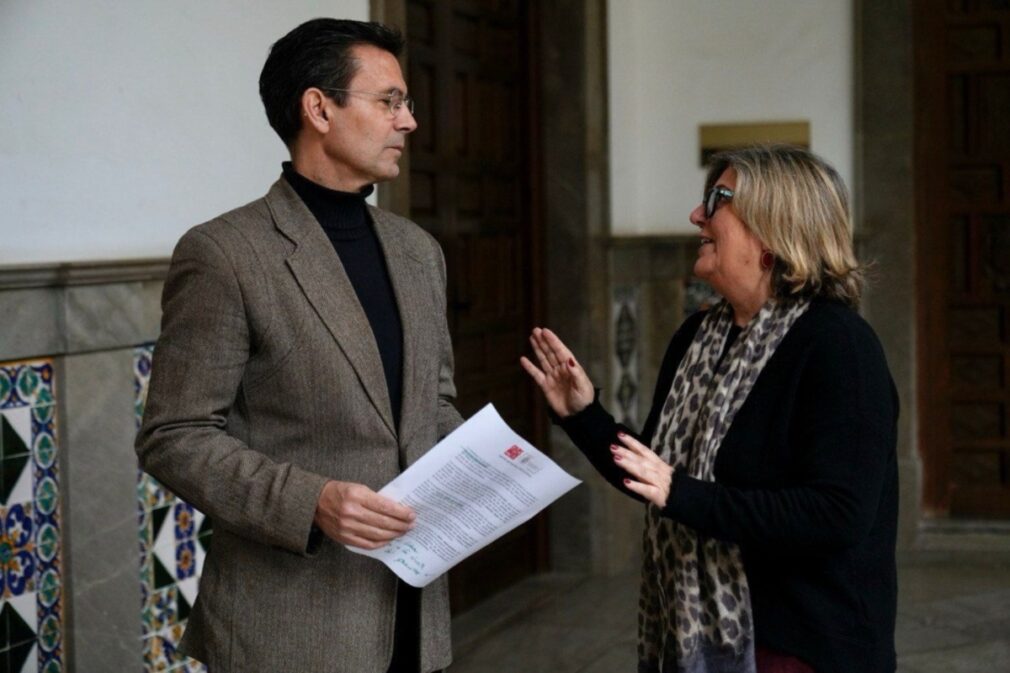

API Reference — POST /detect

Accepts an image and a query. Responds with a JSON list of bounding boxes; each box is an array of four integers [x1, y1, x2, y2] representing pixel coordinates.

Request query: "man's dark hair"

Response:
[[259, 18, 404, 146]]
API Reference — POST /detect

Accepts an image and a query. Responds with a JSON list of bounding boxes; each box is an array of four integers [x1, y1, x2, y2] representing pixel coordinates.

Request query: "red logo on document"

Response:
[[504, 445, 524, 460]]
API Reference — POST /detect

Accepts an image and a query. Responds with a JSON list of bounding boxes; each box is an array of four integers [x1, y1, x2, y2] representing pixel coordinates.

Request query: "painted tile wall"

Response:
[[135, 345, 211, 673], [612, 286, 640, 427], [0, 359, 63, 673], [683, 278, 721, 319]]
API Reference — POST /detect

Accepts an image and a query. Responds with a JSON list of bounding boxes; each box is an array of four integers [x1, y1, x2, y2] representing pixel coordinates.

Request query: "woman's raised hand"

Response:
[[520, 327, 595, 418]]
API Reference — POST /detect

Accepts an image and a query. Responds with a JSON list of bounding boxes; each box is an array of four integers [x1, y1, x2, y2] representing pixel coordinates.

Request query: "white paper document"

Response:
[[347, 404, 581, 587]]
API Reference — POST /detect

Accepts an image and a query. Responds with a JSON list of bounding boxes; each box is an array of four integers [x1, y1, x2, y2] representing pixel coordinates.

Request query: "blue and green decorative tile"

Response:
[[134, 346, 210, 672], [0, 358, 62, 673]]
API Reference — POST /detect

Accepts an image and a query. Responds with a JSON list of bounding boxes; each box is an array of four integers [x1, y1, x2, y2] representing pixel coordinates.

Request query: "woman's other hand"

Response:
[[520, 327, 595, 418], [612, 432, 673, 507]]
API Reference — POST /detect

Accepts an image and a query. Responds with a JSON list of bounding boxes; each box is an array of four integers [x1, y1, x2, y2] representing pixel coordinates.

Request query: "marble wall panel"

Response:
[[61, 349, 145, 672], [64, 282, 163, 353], [0, 290, 65, 362]]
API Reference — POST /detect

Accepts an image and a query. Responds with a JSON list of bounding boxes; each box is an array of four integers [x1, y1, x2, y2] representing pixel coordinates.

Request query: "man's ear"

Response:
[[301, 88, 330, 133]]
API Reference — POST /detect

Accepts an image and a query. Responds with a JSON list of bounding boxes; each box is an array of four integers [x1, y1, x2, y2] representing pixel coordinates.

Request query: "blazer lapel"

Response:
[[370, 207, 429, 452], [265, 180, 396, 438]]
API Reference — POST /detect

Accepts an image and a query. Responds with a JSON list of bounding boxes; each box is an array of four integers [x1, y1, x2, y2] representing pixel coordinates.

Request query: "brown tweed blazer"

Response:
[[137, 178, 464, 673]]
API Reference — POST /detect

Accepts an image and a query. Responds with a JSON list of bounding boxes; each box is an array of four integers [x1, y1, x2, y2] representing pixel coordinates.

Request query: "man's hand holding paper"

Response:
[[314, 480, 416, 550], [346, 404, 581, 586]]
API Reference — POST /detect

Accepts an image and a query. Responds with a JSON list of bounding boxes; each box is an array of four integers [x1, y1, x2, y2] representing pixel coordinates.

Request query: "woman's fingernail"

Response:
[[613, 455, 622, 462], [568, 358, 576, 367], [623, 478, 631, 485], [610, 444, 618, 452], [617, 431, 626, 438]]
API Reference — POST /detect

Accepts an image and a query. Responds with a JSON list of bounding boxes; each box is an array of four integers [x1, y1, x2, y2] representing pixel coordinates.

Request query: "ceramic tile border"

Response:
[[0, 358, 64, 673], [611, 286, 640, 427], [134, 345, 209, 673]]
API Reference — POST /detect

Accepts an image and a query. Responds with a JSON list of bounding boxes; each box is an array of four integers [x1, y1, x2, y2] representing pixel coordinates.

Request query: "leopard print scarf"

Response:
[[639, 298, 810, 673]]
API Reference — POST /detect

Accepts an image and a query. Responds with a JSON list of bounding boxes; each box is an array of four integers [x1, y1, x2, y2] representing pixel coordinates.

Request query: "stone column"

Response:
[[540, 0, 639, 575], [854, 0, 920, 550]]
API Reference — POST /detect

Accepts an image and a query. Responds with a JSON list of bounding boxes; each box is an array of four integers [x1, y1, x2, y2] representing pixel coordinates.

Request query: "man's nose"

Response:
[[397, 107, 418, 133]]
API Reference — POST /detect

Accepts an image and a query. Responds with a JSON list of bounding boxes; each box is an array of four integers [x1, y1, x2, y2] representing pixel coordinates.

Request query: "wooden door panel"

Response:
[[917, 0, 1010, 517], [407, 1, 434, 43], [406, 0, 544, 611]]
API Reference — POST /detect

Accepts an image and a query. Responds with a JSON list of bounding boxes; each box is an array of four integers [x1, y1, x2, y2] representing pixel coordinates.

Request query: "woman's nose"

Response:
[[689, 203, 706, 227]]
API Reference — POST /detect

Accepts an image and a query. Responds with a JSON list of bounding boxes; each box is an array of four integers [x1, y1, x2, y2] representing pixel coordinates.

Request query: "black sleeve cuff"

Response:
[[662, 467, 716, 530], [548, 388, 602, 426], [551, 390, 648, 504], [306, 524, 325, 556]]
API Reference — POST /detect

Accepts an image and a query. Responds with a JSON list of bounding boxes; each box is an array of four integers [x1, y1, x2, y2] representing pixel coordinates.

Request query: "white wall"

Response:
[[607, 0, 853, 235], [0, 0, 368, 265]]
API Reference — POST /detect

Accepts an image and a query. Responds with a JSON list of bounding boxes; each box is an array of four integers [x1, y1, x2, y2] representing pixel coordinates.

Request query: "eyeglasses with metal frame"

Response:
[[322, 88, 415, 117]]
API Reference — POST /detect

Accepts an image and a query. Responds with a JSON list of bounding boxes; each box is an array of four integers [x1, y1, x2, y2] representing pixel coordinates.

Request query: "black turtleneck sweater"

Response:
[[282, 163, 403, 429]]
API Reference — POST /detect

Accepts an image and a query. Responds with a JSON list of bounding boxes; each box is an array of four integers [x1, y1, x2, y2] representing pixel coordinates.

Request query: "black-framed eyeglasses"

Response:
[[322, 88, 415, 118], [704, 186, 734, 219]]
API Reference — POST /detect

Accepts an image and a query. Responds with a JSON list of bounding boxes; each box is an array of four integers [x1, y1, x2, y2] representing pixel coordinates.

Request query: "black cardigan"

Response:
[[560, 299, 899, 673]]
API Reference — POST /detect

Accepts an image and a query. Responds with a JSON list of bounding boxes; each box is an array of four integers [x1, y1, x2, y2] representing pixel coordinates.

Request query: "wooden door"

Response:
[[404, 0, 546, 611], [916, 0, 1010, 517]]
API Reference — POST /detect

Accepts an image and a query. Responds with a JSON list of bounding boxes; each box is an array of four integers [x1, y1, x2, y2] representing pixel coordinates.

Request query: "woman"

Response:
[[521, 145, 898, 673]]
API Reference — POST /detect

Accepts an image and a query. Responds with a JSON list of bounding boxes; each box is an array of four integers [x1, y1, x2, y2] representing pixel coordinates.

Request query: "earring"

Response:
[[761, 250, 775, 270]]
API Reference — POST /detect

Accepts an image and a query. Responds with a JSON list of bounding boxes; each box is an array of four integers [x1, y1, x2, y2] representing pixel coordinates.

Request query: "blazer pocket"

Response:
[[244, 298, 312, 391]]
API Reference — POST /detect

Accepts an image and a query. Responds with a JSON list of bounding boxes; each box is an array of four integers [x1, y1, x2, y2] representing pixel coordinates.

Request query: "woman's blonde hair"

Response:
[[706, 144, 863, 307]]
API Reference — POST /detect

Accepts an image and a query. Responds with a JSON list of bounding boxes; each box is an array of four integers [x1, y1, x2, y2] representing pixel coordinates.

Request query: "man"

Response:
[[137, 19, 463, 673]]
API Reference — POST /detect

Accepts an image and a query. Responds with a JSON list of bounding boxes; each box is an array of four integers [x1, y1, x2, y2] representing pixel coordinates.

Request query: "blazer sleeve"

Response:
[[431, 236, 465, 439], [663, 320, 899, 553], [136, 227, 329, 556]]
